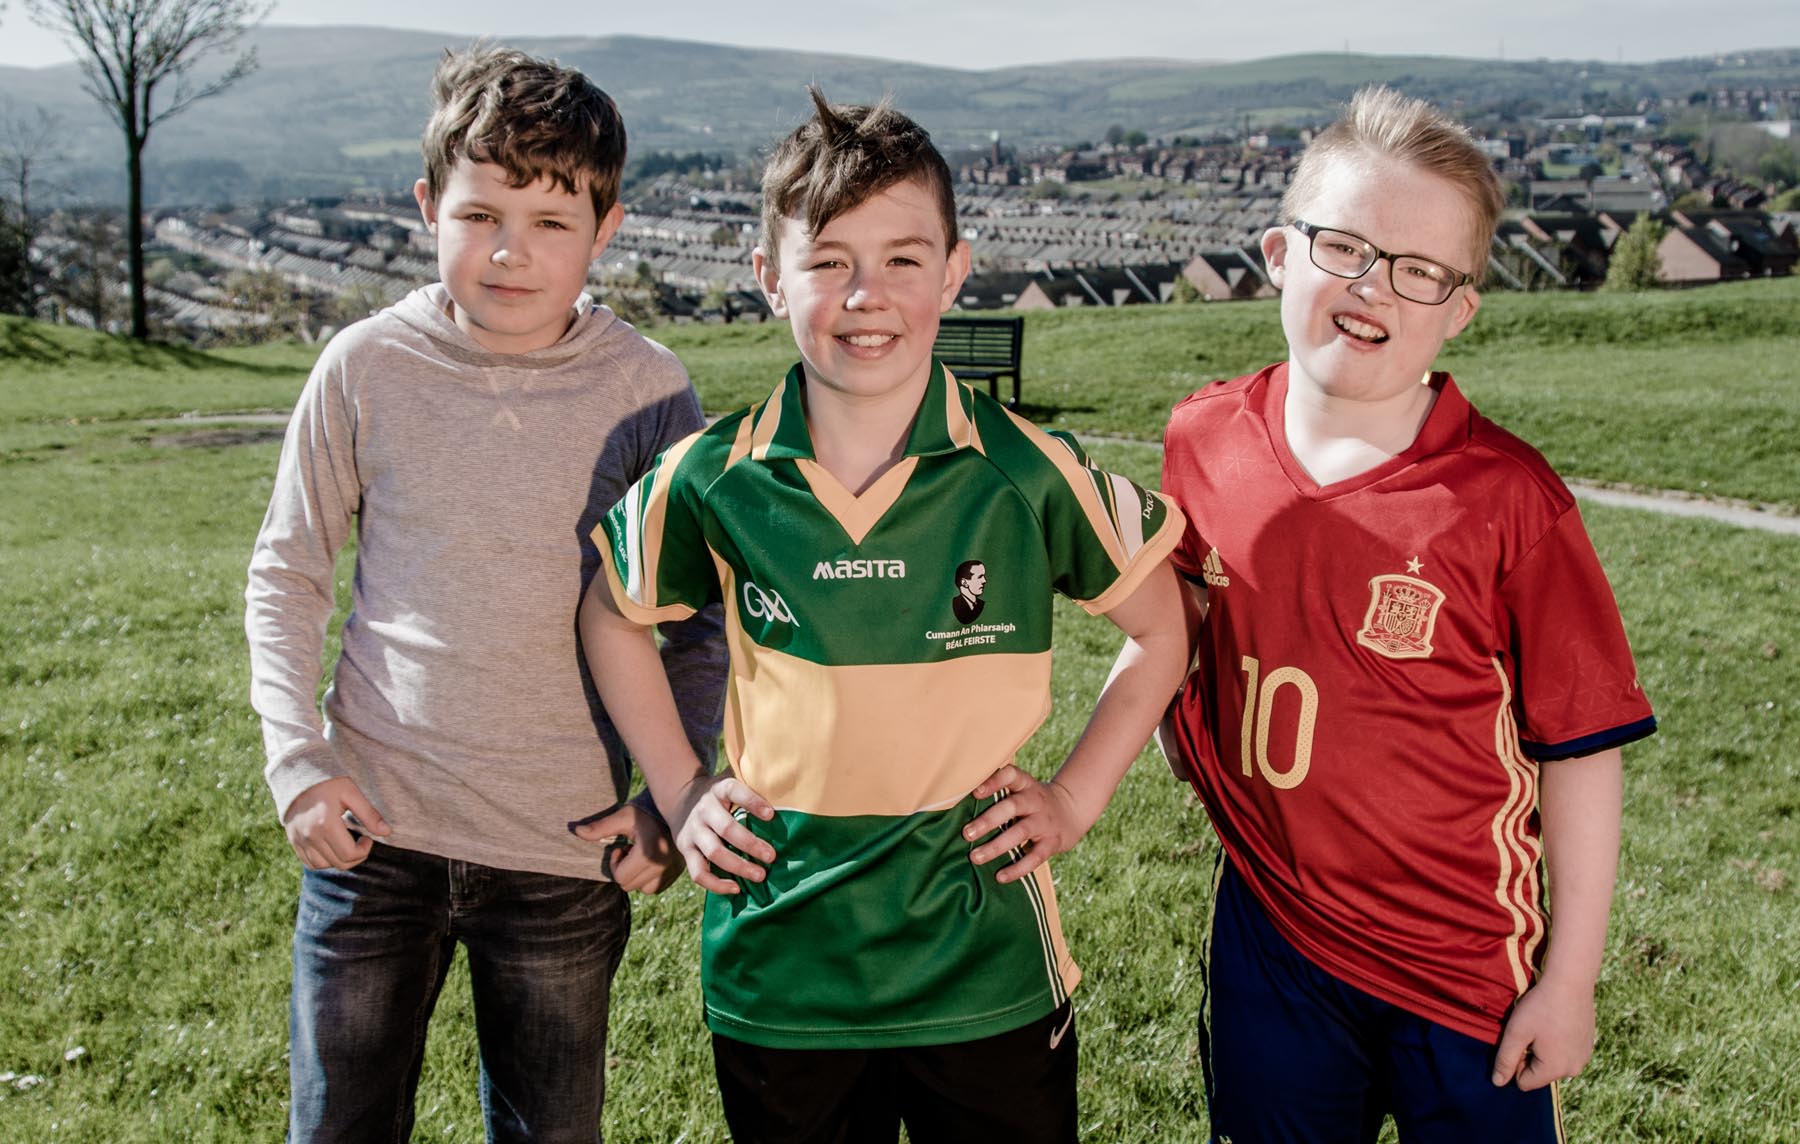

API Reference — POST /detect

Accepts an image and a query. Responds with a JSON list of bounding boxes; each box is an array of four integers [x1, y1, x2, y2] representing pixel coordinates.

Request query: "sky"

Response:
[[2, 0, 1798, 71]]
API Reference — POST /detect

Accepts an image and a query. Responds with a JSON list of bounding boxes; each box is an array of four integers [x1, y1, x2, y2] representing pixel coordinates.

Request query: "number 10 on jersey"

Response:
[[1238, 655, 1319, 790]]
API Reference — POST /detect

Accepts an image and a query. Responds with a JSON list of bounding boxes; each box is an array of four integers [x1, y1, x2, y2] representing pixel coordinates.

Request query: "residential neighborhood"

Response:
[[8, 83, 1800, 342]]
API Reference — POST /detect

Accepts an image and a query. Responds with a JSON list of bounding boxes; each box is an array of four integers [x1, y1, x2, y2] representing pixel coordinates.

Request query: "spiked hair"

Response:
[[759, 86, 957, 269]]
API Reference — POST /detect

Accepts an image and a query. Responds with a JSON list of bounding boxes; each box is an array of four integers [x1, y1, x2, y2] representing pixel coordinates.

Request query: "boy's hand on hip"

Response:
[[670, 774, 776, 896], [965, 764, 1084, 884], [570, 803, 683, 894], [283, 777, 391, 870], [1491, 973, 1598, 1090]]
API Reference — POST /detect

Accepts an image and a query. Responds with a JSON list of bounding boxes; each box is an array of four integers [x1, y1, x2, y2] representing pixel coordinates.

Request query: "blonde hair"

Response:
[[1282, 85, 1504, 275], [421, 46, 627, 220], [759, 86, 957, 271]]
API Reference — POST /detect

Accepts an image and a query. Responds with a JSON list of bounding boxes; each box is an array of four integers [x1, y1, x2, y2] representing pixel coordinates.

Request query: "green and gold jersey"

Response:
[[597, 361, 1183, 1048]]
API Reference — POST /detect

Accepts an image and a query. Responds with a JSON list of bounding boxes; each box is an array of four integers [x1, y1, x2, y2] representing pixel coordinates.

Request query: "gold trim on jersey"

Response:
[[721, 639, 1055, 817], [1022, 862, 1079, 1004], [748, 380, 787, 462], [726, 407, 759, 469], [1488, 657, 1548, 995], [941, 366, 978, 451], [1004, 408, 1184, 615], [595, 432, 707, 625], [795, 456, 920, 545]]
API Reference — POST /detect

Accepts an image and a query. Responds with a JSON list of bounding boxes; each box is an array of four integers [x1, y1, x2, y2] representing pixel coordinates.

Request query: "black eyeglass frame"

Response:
[[1289, 219, 1476, 306]]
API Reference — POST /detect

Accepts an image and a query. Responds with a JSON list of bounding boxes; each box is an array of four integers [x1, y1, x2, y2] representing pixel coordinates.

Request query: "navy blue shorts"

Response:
[[1200, 859, 1564, 1144]]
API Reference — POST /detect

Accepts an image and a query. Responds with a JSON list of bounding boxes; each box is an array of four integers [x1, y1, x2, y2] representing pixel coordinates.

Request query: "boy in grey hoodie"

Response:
[[244, 47, 723, 1142]]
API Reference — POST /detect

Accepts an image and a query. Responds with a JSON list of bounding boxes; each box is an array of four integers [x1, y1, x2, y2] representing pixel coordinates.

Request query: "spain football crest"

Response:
[[1356, 571, 1446, 660]]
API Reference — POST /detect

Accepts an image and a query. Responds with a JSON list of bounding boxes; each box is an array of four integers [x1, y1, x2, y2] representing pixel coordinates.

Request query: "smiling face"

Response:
[[754, 177, 970, 407], [415, 158, 622, 354], [1263, 151, 1482, 406]]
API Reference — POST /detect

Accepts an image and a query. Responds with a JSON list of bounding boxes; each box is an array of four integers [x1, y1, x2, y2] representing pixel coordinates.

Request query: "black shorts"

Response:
[[712, 1001, 1078, 1144]]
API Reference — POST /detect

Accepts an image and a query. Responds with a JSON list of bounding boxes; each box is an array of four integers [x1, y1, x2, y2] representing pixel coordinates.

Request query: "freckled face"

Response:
[[754, 178, 969, 405], [1263, 154, 1482, 405], [416, 160, 621, 354]]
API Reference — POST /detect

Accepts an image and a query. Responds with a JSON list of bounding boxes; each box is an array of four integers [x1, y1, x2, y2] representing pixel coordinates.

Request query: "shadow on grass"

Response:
[[1009, 399, 1099, 422], [0, 317, 301, 376]]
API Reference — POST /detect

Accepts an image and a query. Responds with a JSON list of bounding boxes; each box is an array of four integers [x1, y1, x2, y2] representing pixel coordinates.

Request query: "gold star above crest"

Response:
[[1406, 556, 1423, 575]]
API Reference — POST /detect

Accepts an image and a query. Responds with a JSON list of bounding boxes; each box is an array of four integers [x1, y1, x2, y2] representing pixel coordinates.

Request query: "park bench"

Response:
[[934, 315, 1024, 407]]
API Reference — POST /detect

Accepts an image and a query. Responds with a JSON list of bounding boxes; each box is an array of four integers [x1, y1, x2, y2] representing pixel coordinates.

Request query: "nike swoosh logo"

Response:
[[1048, 1006, 1074, 1051]]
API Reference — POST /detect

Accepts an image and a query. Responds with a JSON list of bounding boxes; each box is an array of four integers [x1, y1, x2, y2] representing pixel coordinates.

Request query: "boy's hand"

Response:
[[1490, 973, 1598, 1090], [667, 775, 777, 895], [569, 804, 683, 894], [964, 764, 1085, 884], [282, 776, 391, 870]]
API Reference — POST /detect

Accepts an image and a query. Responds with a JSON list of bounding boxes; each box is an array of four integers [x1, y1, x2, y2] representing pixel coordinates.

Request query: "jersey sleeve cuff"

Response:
[[597, 529, 699, 627], [1077, 495, 1187, 617], [1520, 715, 1658, 762]]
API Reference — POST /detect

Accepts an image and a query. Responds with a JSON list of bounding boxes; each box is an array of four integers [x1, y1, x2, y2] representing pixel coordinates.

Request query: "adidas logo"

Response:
[[1201, 547, 1230, 588]]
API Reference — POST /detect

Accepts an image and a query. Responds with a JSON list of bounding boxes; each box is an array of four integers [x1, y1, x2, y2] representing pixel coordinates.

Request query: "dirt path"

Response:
[[1082, 434, 1800, 538], [1563, 480, 1800, 537]]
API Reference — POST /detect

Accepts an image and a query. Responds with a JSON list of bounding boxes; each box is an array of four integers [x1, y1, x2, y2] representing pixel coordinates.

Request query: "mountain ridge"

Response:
[[2, 28, 1795, 206]]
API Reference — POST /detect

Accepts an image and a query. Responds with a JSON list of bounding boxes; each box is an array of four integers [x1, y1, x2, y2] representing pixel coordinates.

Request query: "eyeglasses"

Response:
[[1291, 220, 1475, 306]]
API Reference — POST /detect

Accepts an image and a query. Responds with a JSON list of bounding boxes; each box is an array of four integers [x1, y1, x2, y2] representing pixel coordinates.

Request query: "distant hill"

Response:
[[2, 26, 1797, 206]]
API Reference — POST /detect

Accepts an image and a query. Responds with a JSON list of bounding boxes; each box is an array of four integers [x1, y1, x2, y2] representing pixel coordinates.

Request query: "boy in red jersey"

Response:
[[1160, 85, 1656, 1143]]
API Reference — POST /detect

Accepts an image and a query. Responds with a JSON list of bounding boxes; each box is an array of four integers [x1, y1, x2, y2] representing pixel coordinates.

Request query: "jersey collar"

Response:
[[749, 360, 977, 463]]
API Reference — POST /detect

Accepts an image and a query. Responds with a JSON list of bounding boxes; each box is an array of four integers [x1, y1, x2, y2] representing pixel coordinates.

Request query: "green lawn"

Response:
[[1, 286, 1797, 1140], [653, 276, 1800, 508]]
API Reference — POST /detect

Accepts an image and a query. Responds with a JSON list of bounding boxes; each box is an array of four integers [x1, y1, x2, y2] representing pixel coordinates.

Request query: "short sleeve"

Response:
[[595, 432, 718, 623], [1160, 406, 1212, 582], [1039, 430, 1185, 615], [1500, 506, 1657, 760]]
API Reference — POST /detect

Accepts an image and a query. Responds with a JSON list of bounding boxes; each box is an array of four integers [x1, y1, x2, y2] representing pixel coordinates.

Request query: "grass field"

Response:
[[1, 279, 1797, 1141]]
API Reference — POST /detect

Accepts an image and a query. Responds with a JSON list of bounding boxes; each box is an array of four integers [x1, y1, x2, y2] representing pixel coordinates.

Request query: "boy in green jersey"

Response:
[[576, 88, 1189, 1142]]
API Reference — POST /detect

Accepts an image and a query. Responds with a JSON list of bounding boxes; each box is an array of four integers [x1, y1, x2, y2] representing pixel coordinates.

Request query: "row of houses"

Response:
[[600, 180, 1289, 295], [956, 132, 1304, 190], [947, 207, 1800, 313], [956, 247, 1275, 310], [1494, 208, 1798, 288], [106, 154, 1798, 338]]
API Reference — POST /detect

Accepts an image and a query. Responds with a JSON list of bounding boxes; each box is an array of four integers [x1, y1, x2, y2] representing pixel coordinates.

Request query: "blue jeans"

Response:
[[288, 843, 630, 1143]]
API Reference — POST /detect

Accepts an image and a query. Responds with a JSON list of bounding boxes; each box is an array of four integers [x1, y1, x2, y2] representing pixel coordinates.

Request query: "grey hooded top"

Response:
[[245, 284, 724, 879]]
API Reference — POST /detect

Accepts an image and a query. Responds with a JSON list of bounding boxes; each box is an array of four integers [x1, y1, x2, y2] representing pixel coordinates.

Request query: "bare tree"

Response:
[[0, 99, 63, 316], [25, 0, 271, 340], [42, 206, 125, 330], [0, 207, 27, 316]]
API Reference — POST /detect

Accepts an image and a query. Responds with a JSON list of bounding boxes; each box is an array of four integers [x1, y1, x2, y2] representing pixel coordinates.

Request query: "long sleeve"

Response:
[[244, 345, 362, 820], [242, 288, 723, 879], [660, 603, 726, 771]]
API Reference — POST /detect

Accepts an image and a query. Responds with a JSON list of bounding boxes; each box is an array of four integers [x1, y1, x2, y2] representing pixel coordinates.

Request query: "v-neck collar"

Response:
[[1257, 362, 1472, 500], [746, 361, 980, 545], [746, 361, 977, 464]]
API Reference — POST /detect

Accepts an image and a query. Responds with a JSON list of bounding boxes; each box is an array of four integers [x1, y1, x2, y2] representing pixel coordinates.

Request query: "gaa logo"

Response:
[[742, 581, 798, 627]]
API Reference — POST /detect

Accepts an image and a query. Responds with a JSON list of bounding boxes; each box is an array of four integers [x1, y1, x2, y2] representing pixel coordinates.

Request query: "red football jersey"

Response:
[[1163, 363, 1656, 1043]]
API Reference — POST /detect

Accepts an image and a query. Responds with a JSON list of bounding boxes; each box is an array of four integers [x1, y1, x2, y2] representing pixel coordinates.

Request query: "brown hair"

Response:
[[421, 46, 627, 219], [759, 87, 957, 270], [1282, 85, 1504, 275]]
